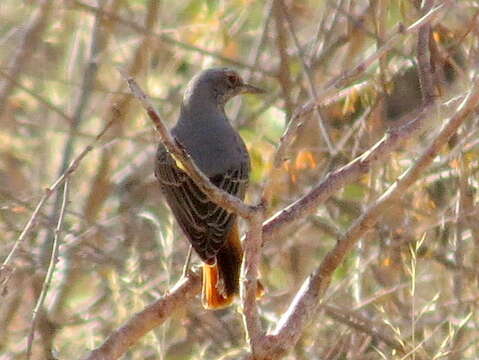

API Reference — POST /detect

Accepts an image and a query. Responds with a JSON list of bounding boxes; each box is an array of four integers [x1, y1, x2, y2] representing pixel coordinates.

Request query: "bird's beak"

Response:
[[240, 83, 265, 94]]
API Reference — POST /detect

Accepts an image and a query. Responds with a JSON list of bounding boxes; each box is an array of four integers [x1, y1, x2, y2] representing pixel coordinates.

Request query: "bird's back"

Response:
[[172, 108, 250, 178], [155, 109, 250, 262]]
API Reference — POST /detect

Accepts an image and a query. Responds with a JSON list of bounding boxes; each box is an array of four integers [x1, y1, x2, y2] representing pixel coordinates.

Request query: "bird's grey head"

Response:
[[182, 68, 264, 109]]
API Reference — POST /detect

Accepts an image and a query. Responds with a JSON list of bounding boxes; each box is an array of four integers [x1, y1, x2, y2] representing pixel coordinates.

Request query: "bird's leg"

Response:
[[181, 245, 193, 278]]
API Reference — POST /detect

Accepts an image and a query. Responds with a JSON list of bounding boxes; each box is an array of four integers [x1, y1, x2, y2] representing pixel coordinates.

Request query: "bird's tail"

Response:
[[202, 222, 264, 309]]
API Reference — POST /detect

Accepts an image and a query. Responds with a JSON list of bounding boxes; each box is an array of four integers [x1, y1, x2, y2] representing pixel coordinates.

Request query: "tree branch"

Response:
[[272, 2, 445, 168], [265, 80, 479, 358], [0, 119, 114, 293], [263, 103, 431, 244], [417, 0, 437, 104], [240, 206, 267, 357], [83, 271, 201, 360]]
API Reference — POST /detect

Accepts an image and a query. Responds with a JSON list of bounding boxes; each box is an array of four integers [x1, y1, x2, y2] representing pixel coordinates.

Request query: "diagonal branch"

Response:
[[0, 119, 114, 292], [265, 81, 479, 358], [263, 103, 431, 244], [83, 272, 201, 360]]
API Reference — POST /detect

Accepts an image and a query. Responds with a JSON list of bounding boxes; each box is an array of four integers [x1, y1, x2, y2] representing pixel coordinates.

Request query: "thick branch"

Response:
[[240, 207, 267, 357]]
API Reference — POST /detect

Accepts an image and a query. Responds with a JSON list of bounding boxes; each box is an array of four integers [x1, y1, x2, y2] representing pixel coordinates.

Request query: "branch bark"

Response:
[[83, 272, 201, 360], [263, 81, 479, 358]]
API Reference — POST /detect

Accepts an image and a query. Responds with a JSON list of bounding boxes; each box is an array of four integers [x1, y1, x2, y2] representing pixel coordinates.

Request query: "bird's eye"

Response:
[[226, 73, 240, 88]]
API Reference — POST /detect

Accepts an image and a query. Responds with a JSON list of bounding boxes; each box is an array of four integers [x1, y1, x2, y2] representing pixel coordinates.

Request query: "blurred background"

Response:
[[1, 0, 479, 359]]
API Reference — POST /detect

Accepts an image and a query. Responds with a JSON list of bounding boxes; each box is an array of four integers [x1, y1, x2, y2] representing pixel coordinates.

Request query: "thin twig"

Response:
[[26, 179, 69, 359], [181, 245, 193, 279], [417, 0, 437, 104], [272, 0, 295, 119], [234, 0, 274, 125], [280, 1, 336, 155], [0, 119, 114, 291], [272, 3, 445, 168]]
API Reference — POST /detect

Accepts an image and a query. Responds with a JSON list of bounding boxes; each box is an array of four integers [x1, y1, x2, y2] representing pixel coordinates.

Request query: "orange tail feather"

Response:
[[202, 263, 235, 309], [201, 222, 265, 310]]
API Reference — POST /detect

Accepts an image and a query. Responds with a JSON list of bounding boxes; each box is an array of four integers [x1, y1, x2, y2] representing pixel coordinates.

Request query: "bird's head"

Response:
[[183, 68, 264, 108]]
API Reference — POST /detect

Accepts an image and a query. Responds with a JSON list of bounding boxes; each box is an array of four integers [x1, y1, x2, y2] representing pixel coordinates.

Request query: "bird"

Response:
[[155, 68, 264, 309]]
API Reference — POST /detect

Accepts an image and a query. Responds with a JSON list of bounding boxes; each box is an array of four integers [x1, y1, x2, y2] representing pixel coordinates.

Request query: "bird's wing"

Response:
[[155, 144, 249, 262]]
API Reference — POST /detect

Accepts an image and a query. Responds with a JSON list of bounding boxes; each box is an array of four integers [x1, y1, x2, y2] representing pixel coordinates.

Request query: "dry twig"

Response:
[[0, 119, 114, 293], [26, 180, 69, 359]]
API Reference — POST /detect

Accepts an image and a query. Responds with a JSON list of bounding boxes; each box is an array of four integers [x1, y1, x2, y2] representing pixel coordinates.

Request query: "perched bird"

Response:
[[155, 68, 264, 309]]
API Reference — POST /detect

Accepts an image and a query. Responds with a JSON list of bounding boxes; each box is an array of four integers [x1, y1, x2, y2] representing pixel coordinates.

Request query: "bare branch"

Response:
[[83, 272, 201, 360], [266, 81, 479, 358], [273, 3, 445, 168], [417, 0, 437, 104], [240, 206, 267, 356], [0, 119, 114, 291], [26, 180, 69, 359], [264, 103, 432, 244]]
